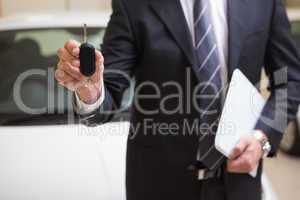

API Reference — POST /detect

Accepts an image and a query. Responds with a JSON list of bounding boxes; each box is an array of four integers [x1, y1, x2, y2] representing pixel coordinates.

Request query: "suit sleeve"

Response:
[[77, 0, 138, 126], [255, 0, 300, 156]]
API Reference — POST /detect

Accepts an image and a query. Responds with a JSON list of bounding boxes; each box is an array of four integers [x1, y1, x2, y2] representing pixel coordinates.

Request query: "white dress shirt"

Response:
[[74, 79, 105, 115], [75, 0, 229, 114]]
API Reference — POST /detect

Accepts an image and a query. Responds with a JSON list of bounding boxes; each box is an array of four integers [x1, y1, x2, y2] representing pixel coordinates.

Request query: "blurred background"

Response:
[[0, 0, 111, 16], [287, 0, 300, 8], [0, 0, 299, 200]]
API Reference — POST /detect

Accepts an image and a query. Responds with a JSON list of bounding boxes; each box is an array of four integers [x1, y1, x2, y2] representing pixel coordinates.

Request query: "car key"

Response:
[[75, 24, 98, 100], [79, 24, 96, 77]]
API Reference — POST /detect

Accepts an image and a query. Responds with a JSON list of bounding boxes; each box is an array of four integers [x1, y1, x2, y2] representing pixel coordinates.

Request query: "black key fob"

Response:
[[79, 43, 96, 77]]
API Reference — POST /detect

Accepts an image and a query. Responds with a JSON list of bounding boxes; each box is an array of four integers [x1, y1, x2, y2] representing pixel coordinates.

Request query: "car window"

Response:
[[15, 29, 105, 57], [0, 28, 106, 125]]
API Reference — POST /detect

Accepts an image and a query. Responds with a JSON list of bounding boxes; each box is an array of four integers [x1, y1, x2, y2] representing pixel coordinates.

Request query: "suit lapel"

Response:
[[149, 0, 250, 83], [228, 0, 250, 80], [149, 0, 196, 68]]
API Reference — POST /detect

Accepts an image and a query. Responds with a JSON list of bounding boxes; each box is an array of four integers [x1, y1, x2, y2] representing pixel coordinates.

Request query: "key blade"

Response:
[[83, 23, 88, 43]]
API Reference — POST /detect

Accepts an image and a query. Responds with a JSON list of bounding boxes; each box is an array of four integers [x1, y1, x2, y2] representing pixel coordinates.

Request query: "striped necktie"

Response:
[[193, 0, 225, 170]]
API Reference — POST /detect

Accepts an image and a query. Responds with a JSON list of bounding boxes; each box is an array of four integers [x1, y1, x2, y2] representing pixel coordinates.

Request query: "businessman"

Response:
[[55, 0, 300, 199]]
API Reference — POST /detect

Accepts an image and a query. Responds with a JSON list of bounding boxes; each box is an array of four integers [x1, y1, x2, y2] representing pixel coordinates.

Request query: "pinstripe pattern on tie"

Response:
[[194, 0, 225, 170]]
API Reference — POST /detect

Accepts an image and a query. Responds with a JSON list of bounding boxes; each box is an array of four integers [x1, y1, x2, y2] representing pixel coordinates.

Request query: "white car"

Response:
[[0, 12, 276, 200], [0, 12, 129, 200]]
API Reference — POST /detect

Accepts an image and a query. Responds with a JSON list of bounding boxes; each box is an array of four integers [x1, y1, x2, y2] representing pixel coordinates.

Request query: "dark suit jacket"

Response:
[[80, 0, 300, 199]]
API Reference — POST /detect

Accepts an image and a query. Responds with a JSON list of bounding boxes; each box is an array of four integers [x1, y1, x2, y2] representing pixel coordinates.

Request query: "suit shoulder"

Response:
[[112, 0, 147, 19], [113, 0, 146, 8]]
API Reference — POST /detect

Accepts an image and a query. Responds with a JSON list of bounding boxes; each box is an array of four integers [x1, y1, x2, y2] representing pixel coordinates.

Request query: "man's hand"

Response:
[[55, 40, 104, 104], [227, 134, 264, 173]]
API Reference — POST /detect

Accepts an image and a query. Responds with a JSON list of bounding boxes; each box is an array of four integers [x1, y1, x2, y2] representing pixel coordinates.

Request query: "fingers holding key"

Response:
[[56, 61, 84, 82], [64, 40, 81, 58]]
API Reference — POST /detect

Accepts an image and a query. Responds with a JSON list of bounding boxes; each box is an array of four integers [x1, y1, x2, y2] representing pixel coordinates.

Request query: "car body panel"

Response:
[[288, 9, 300, 21], [0, 12, 110, 31], [0, 123, 128, 200]]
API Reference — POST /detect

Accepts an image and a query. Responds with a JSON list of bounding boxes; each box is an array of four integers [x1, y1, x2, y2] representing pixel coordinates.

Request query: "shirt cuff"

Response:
[[74, 80, 105, 115]]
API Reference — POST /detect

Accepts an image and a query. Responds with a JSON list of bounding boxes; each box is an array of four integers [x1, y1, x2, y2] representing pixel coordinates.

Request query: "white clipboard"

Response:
[[215, 69, 266, 177]]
